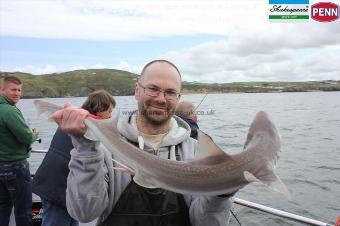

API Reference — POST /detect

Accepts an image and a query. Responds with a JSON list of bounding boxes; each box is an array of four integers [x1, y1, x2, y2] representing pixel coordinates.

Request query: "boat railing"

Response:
[[233, 198, 334, 226], [31, 150, 336, 226]]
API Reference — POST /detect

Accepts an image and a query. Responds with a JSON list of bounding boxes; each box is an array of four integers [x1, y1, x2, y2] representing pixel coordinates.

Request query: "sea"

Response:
[[18, 92, 340, 226]]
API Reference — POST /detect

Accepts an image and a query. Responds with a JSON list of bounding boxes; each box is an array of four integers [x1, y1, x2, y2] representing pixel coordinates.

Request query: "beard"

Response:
[[138, 99, 175, 125]]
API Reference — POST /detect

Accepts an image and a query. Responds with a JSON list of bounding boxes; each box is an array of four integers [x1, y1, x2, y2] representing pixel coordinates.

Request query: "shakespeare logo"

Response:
[[269, 0, 310, 22]]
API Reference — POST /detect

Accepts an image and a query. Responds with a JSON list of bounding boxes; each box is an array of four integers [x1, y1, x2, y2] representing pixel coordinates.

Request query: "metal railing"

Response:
[[233, 198, 334, 226]]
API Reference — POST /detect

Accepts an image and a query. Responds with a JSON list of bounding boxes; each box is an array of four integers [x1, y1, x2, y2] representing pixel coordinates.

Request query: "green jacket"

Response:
[[0, 95, 37, 162]]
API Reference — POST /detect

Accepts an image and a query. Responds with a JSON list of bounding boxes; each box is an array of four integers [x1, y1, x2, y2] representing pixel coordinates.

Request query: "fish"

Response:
[[34, 99, 289, 197]]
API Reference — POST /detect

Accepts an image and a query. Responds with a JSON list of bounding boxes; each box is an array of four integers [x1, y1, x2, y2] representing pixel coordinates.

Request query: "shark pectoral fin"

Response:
[[244, 171, 290, 199], [112, 158, 135, 174], [243, 171, 260, 182], [195, 130, 231, 160], [133, 171, 157, 189], [267, 176, 291, 200]]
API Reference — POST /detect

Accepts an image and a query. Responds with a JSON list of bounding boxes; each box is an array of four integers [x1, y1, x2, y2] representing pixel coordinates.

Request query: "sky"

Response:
[[0, 0, 339, 83]]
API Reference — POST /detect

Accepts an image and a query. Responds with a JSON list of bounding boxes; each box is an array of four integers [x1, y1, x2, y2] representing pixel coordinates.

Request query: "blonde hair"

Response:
[[2, 76, 22, 86]]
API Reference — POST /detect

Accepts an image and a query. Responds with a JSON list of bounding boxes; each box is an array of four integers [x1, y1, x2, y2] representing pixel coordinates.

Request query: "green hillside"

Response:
[[182, 80, 340, 93], [0, 69, 137, 98], [1, 69, 339, 98]]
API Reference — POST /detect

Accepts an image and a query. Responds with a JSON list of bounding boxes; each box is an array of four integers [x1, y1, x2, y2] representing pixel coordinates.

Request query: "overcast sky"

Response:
[[0, 0, 339, 82]]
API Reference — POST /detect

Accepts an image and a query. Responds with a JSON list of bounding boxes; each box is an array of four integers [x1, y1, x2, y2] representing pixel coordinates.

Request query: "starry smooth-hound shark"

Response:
[[34, 100, 289, 197]]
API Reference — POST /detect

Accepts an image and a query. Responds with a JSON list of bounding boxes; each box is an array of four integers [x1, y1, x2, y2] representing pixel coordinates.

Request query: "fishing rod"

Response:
[[193, 91, 245, 225], [195, 92, 209, 111]]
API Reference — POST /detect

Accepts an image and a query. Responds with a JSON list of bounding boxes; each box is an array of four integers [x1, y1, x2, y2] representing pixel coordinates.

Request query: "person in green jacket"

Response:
[[0, 76, 39, 226]]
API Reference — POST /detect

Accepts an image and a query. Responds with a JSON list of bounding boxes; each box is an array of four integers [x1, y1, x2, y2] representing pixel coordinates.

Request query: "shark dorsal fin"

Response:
[[195, 129, 230, 160]]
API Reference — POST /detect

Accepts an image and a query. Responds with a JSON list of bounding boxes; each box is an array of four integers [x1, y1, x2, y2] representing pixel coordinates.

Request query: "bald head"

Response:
[[175, 101, 197, 121], [139, 60, 181, 84]]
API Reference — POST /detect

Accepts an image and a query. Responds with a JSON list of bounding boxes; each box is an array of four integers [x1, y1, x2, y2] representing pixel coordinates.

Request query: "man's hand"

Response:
[[51, 103, 89, 136]]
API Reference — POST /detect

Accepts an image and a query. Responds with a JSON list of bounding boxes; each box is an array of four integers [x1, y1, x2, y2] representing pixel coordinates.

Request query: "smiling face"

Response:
[[135, 62, 181, 125], [1, 82, 22, 105]]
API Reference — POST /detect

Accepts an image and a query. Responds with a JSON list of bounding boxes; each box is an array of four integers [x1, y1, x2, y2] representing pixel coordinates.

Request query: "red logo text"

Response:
[[311, 2, 339, 22]]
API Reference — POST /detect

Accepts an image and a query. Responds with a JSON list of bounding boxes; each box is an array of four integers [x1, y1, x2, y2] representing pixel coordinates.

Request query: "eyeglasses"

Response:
[[138, 83, 181, 100]]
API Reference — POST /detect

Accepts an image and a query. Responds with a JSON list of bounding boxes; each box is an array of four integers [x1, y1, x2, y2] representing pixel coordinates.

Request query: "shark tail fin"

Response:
[[242, 111, 290, 199], [34, 100, 63, 121], [244, 169, 291, 199]]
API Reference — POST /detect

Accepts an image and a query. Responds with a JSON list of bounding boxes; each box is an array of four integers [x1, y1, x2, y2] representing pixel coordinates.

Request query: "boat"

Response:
[[8, 150, 337, 226]]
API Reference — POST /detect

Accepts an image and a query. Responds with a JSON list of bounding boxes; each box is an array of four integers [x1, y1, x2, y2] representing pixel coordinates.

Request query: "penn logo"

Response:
[[311, 2, 339, 22]]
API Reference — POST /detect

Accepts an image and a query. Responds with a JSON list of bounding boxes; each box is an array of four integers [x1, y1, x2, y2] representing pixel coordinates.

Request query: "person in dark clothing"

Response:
[[0, 76, 39, 226], [175, 101, 199, 139], [32, 90, 116, 226]]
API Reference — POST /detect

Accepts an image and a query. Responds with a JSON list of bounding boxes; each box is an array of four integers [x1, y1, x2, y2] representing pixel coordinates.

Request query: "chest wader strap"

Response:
[[167, 145, 180, 161]]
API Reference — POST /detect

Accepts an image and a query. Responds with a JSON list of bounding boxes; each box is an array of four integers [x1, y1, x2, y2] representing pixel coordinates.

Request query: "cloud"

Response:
[[2, 0, 339, 46], [11, 64, 87, 75], [14, 64, 57, 75], [0, 0, 266, 41], [1, 0, 339, 82], [92, 63, 105, 69], [70, 65, 86, 71], [114, 61, 141, 74], [162, 39, 340, 82]]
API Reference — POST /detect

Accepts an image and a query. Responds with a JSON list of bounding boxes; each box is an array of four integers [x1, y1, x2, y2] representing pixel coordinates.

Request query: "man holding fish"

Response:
[[52, 60, 234, 226]]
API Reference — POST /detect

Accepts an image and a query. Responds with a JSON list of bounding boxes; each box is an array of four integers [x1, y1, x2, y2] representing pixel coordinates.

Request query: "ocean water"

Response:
[[18, 92, 340, 225]]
